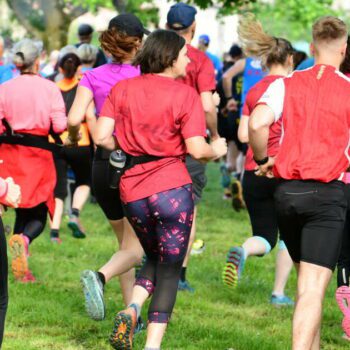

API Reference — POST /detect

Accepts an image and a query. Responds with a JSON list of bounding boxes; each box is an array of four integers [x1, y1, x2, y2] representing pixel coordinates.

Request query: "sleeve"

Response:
[[49, 85, 67, 134], [100, 89, 116, 119], [0, 178, 7, 202], [180, 89, 207, 139], [257, 78, 285, 122], [197, 56, 216, 93], [79, 72, 93, 92]]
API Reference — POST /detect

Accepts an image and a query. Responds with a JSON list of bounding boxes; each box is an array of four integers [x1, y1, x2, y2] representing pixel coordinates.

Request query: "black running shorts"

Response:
[[185, 155, 207, 205], [242, 170, 279, 249], [92, 147, 124, 221], [274, 179, 347, 270]]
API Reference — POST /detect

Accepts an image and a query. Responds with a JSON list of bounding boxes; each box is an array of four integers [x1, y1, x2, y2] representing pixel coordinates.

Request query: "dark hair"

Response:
[[293, 50, 308, 69], [59, 53, 81, 79], [238, 14, 294, 70], [340, 36, 350, 74], [133, 29, 186, 74], [99, 27, 141, 63]]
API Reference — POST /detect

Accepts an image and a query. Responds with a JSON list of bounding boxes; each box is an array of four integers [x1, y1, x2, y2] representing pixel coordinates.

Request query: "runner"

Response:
[[0, 177, 20, 347], [222, 14, 294, 307], [50, 53, 92, 242], [77, 43, 98, 74], [249, 16, 350, 349], [0, 39, 66, 282], [66, 14, 147, 321], [166, 2, 219, 292], [95, 28, 227, 350]]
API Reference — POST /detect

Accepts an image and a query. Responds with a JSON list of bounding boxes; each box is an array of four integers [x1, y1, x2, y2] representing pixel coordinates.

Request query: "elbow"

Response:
[[189, 151, 203, 161], [94, 135, 108, 148]]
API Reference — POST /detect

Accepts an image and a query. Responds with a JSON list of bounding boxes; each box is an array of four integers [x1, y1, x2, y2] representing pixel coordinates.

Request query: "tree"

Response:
[[6, 1, 89, 51]]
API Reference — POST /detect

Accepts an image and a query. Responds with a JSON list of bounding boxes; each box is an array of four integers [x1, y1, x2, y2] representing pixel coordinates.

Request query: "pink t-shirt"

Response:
[[0, 74, 66, 134], [79, 63, 140, 116]]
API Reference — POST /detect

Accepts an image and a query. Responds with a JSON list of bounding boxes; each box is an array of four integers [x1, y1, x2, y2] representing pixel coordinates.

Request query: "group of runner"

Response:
[[0, 3, 349, 350]]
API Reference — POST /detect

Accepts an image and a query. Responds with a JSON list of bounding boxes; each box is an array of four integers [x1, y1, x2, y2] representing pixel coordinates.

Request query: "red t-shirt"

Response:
[[100, 74, 207, 202], [258, 65, 350, 182], [177, 45, 216, 93], [242, 75, 282, 171]]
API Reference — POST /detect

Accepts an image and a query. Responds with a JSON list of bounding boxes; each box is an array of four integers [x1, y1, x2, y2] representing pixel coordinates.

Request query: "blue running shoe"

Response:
[[270, 294, 294, 307], [178, 280, 195, 293], [222, 246, 246, 288], [80, 270, 105, 320], [134, 316, 145, 335]]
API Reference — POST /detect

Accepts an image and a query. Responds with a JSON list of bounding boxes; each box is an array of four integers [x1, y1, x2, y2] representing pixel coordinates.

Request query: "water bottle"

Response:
[[109, 150, 127, 189]]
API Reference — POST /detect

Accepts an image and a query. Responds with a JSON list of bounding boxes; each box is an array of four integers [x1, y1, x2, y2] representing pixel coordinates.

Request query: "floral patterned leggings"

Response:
[[125, 184, 194, 323]]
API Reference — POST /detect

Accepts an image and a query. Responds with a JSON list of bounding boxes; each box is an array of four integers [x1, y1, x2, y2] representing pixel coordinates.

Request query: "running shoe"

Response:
[[178, 280, 195, 293], [336, 285, 350, 338], [134, 316, 145, 335], [68, 215, 86, 239], [231, 179, 245, 212], [270, 294, 294, 307], [222, 246, 246, 288], [80, 270, 105, 321], [9, 234, 29, 281], [50, 236, 62, 244], [20, 270, 36, 283], [109, 306, 137, 350], [223, 188, 232, 200], [191, 239, 206, 255]]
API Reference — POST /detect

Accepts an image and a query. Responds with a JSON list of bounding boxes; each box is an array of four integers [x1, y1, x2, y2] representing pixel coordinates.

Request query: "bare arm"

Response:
[[248, 104, 275, 160], [94, 116, 117, 151], [222, 58, 245, 100], [200, 91, 219, 140], [238, 115, 249, 143], [67, 86, 94, 140], [85, 101, 97, 141], [185, 136, 227, 162]]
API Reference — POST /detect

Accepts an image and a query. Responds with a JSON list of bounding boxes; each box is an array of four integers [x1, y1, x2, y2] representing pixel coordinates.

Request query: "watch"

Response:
[[254, 156, 269, 166]]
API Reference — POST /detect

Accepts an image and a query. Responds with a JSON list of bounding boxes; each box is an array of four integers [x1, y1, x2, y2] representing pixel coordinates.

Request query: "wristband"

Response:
[[254, 156, 269, 166]]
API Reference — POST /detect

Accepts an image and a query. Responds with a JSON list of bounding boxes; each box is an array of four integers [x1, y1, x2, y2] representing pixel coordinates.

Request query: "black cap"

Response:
[[167, 3, 197, 30], [108, 14, 150, 38], [78, 24, 94, 36], [229, 44, 243, 58]]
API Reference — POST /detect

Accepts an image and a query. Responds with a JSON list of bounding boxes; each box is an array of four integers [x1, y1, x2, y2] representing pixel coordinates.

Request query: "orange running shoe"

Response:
[[9, 234, 29, 280], [109, 306, 137, 350]]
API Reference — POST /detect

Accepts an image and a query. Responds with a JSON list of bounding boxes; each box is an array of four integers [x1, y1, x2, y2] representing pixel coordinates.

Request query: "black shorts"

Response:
[[54, 146, 92, 200], [92, 147, 124, 221], [274, 180, 347, 270], [218, 111, 244, 152], [185, 155, 207, 205], [242, 170, 278, 249]]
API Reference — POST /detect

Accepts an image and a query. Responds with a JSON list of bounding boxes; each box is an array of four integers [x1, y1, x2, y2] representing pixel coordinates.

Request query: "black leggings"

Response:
[[125, 185, 194, 323], [0, 218, 8, 348], [14, 203, 48, 243], [337, 184, 350, 287]]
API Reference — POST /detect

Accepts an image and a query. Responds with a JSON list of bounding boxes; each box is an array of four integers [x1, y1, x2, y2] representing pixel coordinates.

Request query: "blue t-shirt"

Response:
[[206, 51, 222, 81], [296, 57, 314, 70], [0, 64, 19, 84]]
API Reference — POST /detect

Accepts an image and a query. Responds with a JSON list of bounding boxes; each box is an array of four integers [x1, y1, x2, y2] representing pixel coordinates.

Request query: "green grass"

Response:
[[1, 163, 348, 349]]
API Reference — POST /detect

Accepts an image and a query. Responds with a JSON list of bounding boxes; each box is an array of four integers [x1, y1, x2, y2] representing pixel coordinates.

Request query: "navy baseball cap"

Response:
[[167, 3, 197, 30], [108, 14, 150, 38], [199, 34, 210, 45], [78, 24, 94, 36]]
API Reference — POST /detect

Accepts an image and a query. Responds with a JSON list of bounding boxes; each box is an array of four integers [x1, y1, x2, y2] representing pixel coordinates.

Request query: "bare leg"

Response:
[[292, 262, 332, 350], [226, 141, 239, 171], [182, 206, 197, 268], [145, 323, 167, 349], [51, 198, 64, 230], [242, 236, 267, 257], [71, 185, 90, 211], [272, 246, 294, 295]]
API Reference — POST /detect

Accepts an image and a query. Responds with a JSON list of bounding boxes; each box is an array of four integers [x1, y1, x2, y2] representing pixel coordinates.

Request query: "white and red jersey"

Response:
[[258, 64, 350, 182]]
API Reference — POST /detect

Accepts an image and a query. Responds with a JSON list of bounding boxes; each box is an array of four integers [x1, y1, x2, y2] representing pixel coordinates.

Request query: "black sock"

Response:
[[97, 271, 106, 286], [180, 267, 186, 282], [71, 208, 80, 217], [50, 229, 59, 238]]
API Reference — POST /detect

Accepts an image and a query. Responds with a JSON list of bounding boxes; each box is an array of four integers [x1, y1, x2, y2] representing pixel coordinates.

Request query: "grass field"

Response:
[[1, 163, 348, 350]]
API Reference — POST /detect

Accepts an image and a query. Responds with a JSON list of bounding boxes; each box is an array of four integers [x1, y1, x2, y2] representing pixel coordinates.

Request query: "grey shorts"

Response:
[[186, 155, 207, 205]]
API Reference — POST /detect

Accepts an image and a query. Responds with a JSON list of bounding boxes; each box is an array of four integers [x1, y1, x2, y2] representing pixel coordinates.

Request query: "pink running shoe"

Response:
[[20, 270, 36, 283], [336, 285, 350, 338]]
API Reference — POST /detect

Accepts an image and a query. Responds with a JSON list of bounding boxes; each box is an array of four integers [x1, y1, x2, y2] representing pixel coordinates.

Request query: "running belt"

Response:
[[0, 119, 63, 153]]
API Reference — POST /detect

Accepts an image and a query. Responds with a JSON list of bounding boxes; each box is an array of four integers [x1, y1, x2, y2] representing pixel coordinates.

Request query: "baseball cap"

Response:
[[108, 14, 150, 38], [167, 3, 197, 30], [199, 34, 210, 45], [78, 24, 94, 36], [229, 44, 243, 58]]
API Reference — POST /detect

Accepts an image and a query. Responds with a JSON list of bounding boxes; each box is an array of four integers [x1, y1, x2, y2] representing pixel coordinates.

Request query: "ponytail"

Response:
[[59, 53, 81, 79]]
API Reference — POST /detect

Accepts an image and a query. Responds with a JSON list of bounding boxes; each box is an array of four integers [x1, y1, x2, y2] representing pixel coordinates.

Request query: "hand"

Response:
[[226, 98, 238, 112], [212, 92, 221, 107], [211, 137, 228, 160], [254, 157, 275, 178], [4, 177, 21, 208], [210, 133, 220, 142], [64, 133, 81, 147]]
